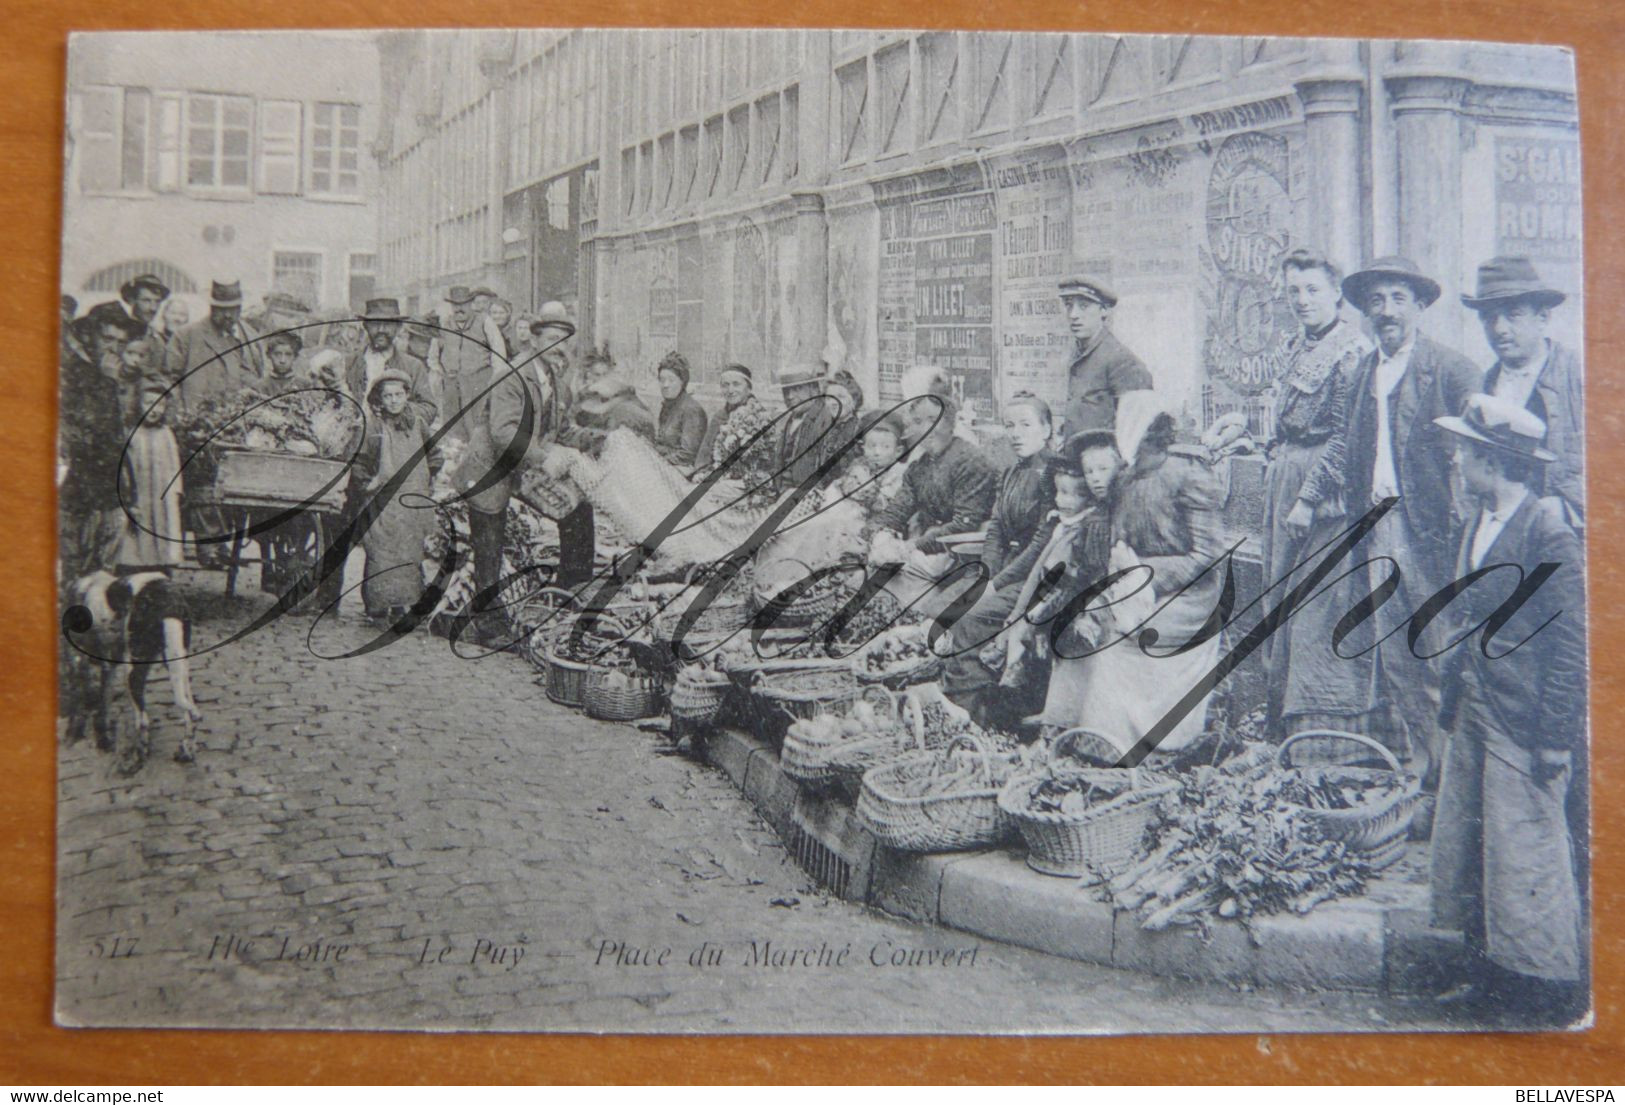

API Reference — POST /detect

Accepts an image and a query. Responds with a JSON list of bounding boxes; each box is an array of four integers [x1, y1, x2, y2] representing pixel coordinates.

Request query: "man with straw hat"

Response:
[[1429, 393, 1586, 1026], [1461, 255, 1584, 523]]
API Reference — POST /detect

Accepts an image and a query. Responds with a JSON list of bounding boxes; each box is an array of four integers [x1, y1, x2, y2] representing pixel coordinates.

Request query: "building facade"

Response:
[[63, 31, 382, 315], [375, 31, 1581, 431]]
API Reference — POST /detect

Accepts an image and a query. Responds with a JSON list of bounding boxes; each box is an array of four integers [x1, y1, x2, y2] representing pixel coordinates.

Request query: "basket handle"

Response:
[[859, 684, 900, 722], [903, 693, 928, 750], [1050, 726, 1140, 787], [1279, 729, 1402, 776], [944, 733, 995, 785]]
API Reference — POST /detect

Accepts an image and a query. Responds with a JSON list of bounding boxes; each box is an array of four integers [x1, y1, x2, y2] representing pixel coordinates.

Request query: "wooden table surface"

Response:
[[2, 0, 1621, 1084]]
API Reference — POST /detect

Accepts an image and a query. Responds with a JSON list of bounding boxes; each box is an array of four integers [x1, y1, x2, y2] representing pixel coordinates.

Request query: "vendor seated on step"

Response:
[[821, 412, 912, 521], [867, 394, 997, 571]]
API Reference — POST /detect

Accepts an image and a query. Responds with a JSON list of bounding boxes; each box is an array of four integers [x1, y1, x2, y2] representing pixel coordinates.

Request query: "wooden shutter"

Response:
[[152, 92, 182, 191], [73, 87, 119, 193], [258, 99, 302, 194]]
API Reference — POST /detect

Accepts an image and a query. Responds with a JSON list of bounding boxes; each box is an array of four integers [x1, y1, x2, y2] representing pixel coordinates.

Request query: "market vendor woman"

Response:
[[354, 369, 442, 622]]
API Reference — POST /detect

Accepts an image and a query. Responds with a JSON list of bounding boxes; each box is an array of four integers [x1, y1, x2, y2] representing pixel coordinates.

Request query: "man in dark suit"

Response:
[[342, 297, 436, 425], [774, 364, 835, 490], [1341, 256, 1482, 788], [1429, 394, 1586, 1026], [1057, 274, 1153, 437]]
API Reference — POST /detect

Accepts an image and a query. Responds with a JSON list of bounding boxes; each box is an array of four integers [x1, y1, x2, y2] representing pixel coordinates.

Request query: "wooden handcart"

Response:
[[210, 446, 349, 599]]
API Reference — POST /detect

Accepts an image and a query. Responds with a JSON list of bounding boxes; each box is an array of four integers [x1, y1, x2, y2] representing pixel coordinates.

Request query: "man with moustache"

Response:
[[167, 278, 266, 416], [342, 297, 436, 425], [1341, 257, 1482, 798], [1056, 274, 1152, 438], [1461, 256, 1584, 525], [118, 273, 170, 333]]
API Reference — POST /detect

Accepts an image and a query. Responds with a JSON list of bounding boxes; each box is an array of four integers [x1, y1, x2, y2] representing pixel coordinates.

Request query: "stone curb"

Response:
[[701, 727, 1454, 995]]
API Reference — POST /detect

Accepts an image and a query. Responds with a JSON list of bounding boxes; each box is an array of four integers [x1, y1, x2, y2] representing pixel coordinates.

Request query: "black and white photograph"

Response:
[[54, 28, 1590, 1035]]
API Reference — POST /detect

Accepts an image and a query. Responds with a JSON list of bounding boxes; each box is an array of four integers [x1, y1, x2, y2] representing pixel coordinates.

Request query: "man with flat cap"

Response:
[[774, 364, 837, 489], [1429, 393, 1586, 1025], [166, 278, 266, 416], [1056, 273, 1152, 438], [1341, 256, 1482, 793], [119, 273, 170, 332], [1462, 255, 1584, 525]]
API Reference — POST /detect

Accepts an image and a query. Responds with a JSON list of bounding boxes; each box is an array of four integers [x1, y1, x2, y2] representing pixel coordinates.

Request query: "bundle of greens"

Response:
[[1100, 743, 1373, 940], [181, 390, 360, 460]]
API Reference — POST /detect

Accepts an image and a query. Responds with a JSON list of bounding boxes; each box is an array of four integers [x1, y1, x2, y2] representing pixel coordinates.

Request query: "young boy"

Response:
[[828, 415, 910, 520]]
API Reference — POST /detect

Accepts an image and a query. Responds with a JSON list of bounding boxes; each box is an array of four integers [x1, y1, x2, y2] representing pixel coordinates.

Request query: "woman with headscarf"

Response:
[[696, 363, 775, 486], [1049, 392, 1227, 758], [654, 351, 709, 467], [1260, 248, 1374, 739]]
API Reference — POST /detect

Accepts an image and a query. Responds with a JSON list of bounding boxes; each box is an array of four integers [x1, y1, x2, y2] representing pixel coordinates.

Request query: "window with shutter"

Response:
[[153, 93, 182, 192], [73, 87, 120, 194], [258, 100, 302, 194], [121, 89, 150, 191]]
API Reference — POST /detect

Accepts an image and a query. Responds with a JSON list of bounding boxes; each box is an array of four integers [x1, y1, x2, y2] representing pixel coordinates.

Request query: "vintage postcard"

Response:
[[55, 28, 1588, 1033]]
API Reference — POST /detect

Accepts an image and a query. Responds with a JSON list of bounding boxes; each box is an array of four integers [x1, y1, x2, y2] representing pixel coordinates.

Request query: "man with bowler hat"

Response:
[[166, 278, 266, 416], [1461, 256, 1584, 524], [1429, 394, 1586, 1026], [343, 297, 436, 426], [1056, 273, 1152, 438], [1341, 256, 1482, 793]]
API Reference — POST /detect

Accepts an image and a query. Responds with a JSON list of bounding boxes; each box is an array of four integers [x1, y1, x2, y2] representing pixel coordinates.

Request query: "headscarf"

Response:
[[657, 350, 692, 392], [1112, 390, 1178, 469]]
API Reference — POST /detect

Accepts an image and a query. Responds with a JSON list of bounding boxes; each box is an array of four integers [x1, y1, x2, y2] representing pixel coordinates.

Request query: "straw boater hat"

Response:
[[1341, 256, 1441, 310], [208, 279, 245, 308], [1433, 394, 1556, 464], [1460, 256, 1567, 312], [120, 273, 171, 303], [1057, 273, 1119, 308]]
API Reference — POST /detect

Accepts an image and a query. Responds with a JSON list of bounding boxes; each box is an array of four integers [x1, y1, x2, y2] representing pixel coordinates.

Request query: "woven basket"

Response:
[[542, 612, 631, 709], [515, 587, 581, 673], [584, 666, 665, 721], [753, 557, 851, 628], [857, 733, 1018, 852], [997, 728, 1178, 880], [1278, 730, 1421, 869], [670, 673, 731, 726], [853, 635, 947, 688], [780, 686, 900, 787], [750, 658, 860, 723], [516, 466, 583, 521]]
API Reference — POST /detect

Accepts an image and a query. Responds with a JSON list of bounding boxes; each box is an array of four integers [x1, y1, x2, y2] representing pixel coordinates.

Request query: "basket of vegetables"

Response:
[[514, 587, 582, 674], [752, 558, 855, 628], [780, 686, 900, 787], [669, 649, 735, 727], [856, 733, 1023, 852], [544, 613, 633, 709], [1276, 730, 1421, 869], [824, 684, 970, 799], [749, 657, 861, 723], [997, 728, 1179, 880], [853, 624, 945, 688], [583, 662, 665, 722]]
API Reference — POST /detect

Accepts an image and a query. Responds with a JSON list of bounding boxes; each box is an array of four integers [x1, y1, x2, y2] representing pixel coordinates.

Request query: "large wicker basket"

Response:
[[997, 728, 1178, 880], [583, 666, 665, 721], [542, 613, 631, 709], [852, 628, 947, 688], [749, 658, 861, 723], [857, 733, 1019, 852], [1277, 729, 1422, 870], [670, 671, 731, 726], [752, 557, 852, 628], [780, 686, 900, 787]]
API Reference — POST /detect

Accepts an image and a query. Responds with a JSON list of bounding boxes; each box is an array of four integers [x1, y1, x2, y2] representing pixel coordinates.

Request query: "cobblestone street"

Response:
[[57, 568, 1435, 1034]]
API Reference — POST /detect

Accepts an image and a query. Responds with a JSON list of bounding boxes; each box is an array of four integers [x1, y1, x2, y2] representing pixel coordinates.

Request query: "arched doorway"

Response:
[[81, 260, 197, 297]]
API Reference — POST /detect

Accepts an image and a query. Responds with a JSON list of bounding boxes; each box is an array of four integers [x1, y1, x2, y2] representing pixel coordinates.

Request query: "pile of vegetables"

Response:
[[1014, 772, 1139, 819], [1099, 743, 1377, 939], [856, 624, 939, 678], [786, 696, 898, 749], [181, 390, 359, 460], [871, 743, 1022, 798]]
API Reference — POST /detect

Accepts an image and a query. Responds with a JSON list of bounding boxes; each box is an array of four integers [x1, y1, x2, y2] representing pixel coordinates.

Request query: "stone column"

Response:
[[1293, 77, 1366, 272], [790, 191, 829, 367], [1386, 74, 1472, 348]]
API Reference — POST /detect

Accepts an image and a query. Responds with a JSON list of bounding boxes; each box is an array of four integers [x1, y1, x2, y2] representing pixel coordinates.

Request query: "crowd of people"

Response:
[[56, 247, 1587, 1021]]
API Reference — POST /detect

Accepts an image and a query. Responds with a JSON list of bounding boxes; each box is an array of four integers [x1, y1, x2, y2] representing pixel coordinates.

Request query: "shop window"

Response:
[[185, 93, 252, 191]]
